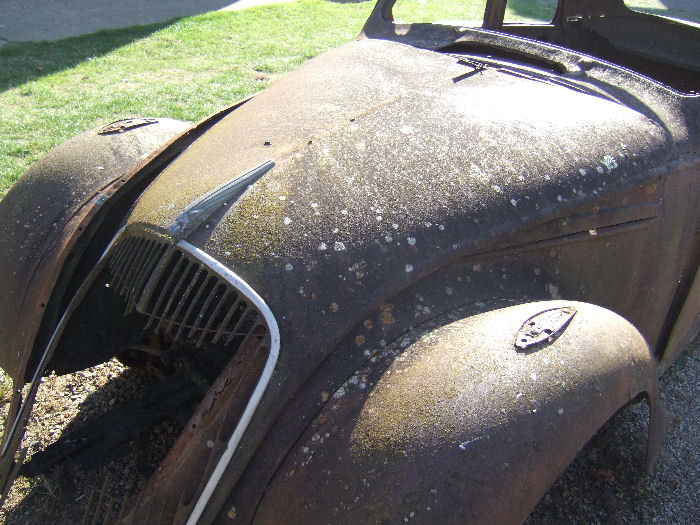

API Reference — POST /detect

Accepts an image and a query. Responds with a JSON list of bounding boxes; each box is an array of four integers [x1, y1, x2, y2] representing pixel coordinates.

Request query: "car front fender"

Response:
[[0, 118, 190, 380], [253, 301, 665, 525]]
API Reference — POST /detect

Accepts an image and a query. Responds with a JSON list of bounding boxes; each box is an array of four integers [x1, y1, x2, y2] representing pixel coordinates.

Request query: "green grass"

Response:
[[625, 0, 700, 23], [392, 0, 557, 24], [0, 0, 376, 196]]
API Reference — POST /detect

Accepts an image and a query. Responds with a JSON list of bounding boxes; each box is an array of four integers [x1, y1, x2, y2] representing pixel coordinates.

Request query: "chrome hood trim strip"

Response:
[[168, 159, 275, 238], [180, 240, 280, 525]]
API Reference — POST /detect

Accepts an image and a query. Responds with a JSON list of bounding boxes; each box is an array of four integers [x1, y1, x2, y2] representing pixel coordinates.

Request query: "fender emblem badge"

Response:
[[98, 117, 158, 134], [514, 306, 577, 350]]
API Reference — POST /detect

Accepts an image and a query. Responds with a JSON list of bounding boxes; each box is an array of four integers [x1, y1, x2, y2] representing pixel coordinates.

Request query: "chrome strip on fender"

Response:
[[1, 227, 127, 458]]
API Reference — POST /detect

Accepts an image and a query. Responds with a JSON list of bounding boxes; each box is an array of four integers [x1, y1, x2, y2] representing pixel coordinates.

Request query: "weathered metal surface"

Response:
[[0, 1, 697, 523], [117, 43, 693, 510], [0, 118, 188, 379], [659, 264, 700, 373], [123, 18, 694, 523], [253, 301, 664, 524], [0, 99, 252, 502]]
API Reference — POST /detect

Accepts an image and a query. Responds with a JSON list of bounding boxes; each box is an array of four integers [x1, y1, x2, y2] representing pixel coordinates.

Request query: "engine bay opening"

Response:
[[15, 234, 272, 519]]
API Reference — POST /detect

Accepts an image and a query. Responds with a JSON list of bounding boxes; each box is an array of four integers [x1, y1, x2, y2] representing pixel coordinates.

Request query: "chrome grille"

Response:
[[109, 235, 263, 347]]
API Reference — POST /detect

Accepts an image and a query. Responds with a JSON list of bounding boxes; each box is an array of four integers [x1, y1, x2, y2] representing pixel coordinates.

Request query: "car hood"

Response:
[[128, 35, 673, 313]]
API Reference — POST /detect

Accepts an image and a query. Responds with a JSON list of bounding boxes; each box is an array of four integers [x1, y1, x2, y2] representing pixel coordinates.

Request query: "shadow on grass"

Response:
[[627, 6, 700, 23], [0, 20, 179, 95]]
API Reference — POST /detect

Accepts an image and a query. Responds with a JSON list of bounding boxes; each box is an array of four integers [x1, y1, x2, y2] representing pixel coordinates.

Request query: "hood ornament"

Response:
[[168, 159, 275, 238]]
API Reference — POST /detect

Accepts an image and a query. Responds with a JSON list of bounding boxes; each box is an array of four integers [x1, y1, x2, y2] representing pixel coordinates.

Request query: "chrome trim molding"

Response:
[[1, 227, 127, 457], [168, 159, 275, 238], [180, 240, 280, 525]]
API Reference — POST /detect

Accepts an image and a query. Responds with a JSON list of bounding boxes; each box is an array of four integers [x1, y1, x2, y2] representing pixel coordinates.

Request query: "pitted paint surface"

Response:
[[255, 301, 662, 524], [191, 54, 668, 313]]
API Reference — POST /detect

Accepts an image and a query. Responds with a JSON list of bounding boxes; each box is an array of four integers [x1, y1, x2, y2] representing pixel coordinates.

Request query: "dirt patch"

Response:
[[0, 359, 181, 524]]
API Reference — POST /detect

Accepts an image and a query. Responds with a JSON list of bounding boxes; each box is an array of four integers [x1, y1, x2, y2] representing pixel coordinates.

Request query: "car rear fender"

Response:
[[253, 300, 666, 525]]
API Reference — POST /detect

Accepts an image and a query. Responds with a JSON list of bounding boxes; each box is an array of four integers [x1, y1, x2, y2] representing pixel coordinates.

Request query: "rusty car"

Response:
[[0, 0, 698, 523]]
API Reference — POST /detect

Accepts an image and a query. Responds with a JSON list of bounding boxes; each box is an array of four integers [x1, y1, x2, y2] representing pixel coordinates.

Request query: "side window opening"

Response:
[[391, 0, 558, 26]]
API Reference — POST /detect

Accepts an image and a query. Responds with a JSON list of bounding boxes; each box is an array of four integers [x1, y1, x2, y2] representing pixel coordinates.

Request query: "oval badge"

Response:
[[98, 117, 158, 135], [514, 306, 576, 350]]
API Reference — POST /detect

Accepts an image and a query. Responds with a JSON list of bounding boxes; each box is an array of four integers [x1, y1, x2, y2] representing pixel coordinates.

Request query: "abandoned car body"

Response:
[[0, 0, 698, 522]]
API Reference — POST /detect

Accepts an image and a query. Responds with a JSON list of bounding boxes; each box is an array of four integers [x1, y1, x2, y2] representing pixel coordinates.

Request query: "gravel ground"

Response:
[[0, 336, 697, 523], [0, 360, 179, 524]]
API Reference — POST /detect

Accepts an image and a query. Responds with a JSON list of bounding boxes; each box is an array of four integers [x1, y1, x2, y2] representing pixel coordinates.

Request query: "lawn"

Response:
[[0, 0, 372, 197]]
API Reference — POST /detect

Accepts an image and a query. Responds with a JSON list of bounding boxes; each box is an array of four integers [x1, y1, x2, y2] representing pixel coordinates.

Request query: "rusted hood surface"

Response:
[[126, 38, 675, 358]]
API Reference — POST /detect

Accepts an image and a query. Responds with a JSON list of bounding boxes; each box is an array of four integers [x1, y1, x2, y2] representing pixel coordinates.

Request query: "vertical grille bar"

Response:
[[107, 234, 272, 352], [146, 254, 186, 330], [155, 260, 194, 334], [185, 276, 217, 339], [175, 270, 212, 341], [110, 238, 138, 289], [136, 246, 176, 313], [115, 237, 147, 295], [108, 240, 131, 282], [167, 266, 205, 335], [126, 243, 168, 314], [225, 307, 256, 346], [211, 297, 243, 345], [197, 288, 231, 347], [120, 239, 154, 299]]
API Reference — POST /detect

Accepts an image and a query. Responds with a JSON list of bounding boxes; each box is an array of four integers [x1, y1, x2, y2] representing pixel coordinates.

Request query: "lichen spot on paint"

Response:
[[602, 155, 618, 171], [546, 283, 561, 299]]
